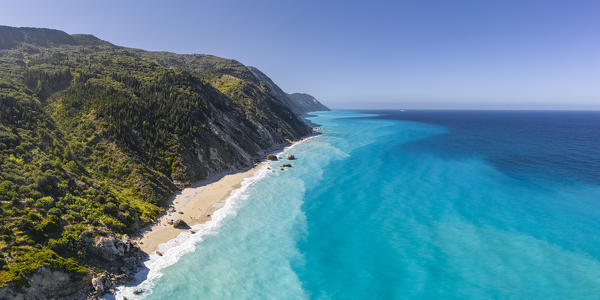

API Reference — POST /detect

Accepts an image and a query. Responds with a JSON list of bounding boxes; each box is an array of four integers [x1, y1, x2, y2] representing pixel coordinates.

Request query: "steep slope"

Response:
[[287, 93, 329, 113], [0, 26, 314, 297], [137, 52, 328, 114], [247, 66, 329, 114]]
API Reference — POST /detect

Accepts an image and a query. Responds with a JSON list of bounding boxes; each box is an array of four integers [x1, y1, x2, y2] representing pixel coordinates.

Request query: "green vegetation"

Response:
[[0, 26, 312, 287]]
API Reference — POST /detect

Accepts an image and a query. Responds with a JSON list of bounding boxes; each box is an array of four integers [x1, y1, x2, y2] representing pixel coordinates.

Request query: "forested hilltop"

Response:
[[0, 25, 327, 298]]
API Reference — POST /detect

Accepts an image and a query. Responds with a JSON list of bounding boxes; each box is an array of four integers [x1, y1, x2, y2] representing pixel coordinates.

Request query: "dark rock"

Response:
[[266, 154, 278, 161], [286, 153, 295, 160], [92, 272, 112, 293], [156, 251, 163, 256], [173, 219, 189, 229], [133, 288, 143, 295], [281, 163, 292, 168]]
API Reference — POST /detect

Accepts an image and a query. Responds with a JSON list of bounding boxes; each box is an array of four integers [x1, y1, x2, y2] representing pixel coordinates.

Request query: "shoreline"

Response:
[[134, 133, 319, 256], [135, 164, 266, 254], [112, 131, 321, 299]]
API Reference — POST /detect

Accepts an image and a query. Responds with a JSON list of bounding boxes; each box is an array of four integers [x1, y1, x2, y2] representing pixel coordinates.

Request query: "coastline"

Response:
[[112, 133, 320, 298], [136, 164, 266, 255], [135, 133, 320, 256]]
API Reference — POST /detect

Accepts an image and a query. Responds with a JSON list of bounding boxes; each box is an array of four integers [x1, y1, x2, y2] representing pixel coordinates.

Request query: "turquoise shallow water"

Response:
[[122, 110, 600, 299]]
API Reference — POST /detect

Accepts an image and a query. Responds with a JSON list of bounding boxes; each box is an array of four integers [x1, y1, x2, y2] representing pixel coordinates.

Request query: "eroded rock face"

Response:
[[92, 236, 126, 261], [81, 234, 147, 297], [0, 267, 89, 300], [91, 272, 112, 293], [87, 234, 143, 274]]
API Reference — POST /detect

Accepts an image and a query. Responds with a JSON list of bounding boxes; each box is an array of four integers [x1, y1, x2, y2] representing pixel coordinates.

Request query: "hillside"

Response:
[[0, 25, 327, 298], [287, 93, 330, 113], [137, 52, 328, 114]]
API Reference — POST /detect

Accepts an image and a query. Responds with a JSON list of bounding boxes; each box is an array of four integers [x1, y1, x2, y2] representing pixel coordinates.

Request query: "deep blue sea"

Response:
[[117, 110, 600, 299]]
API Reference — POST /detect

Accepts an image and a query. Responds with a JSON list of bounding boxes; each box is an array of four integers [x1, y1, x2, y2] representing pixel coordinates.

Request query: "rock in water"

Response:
[[266, 154, 278, 161], [281, 163, 292, 168], [133, 289, 143, 295], [286, 153, 295, 160], [173, 219, 189, 229]]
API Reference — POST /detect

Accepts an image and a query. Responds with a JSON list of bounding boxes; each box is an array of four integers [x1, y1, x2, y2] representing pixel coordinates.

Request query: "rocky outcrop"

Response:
[[286, 153, 295, 160], [267, 154, 278, 161], [91, 272, 112, 293], [0, 234, 145, 299], [173, 219, 189, 229], [0, 267, 90, 300], [84, 234, 146, 296]]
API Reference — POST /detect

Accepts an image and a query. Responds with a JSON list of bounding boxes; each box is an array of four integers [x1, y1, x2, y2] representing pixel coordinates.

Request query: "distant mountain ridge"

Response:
[[0, 25, 110, 49], [0, 25, 326, 298], [247, 67, 329, 114], [287, 93, 330, 113]]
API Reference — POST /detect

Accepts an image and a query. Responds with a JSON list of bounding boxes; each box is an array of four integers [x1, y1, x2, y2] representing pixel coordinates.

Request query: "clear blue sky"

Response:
[[3, 0, 599, 109]]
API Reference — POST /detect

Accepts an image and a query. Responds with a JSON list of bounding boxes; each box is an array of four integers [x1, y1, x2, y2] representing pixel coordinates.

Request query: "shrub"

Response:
[[47, 207, 62, 216], [34, 196, 55, 210]]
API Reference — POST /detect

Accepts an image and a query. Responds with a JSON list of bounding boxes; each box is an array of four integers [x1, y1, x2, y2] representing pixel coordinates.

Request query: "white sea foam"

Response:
[[110, 136, 318, 299]]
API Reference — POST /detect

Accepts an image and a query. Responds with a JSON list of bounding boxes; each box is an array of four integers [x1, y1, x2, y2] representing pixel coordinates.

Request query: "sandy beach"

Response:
[[137, 164, 265, 254]]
